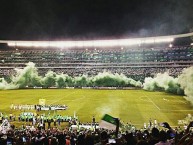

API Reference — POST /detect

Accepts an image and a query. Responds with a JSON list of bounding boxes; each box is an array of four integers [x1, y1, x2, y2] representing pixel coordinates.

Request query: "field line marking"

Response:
[[50, 90, 78, 104], [139, 96, 151, 102], [161, 109, 193, 112], [170, 96, 187, 104], [71, 95, 86, 101], [148, 98, 161, 110]]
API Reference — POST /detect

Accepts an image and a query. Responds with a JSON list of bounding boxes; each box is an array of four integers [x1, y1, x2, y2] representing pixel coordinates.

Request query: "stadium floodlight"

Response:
[[83, 41, 93, 47], [3, 32, 193, 48], [6, 37, 174, 48], [154, 38, 174, 43], [169, 43, 173, 48], [191, 43, 193, 46], [143, 39, 154, 44], [34, 42, 49, 47], [118, 39, 141, 46], [7, 42, 15, 47]]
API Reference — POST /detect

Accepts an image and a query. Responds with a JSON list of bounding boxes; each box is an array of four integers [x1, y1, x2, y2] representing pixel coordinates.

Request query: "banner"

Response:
[[39, 99, 46, 105]]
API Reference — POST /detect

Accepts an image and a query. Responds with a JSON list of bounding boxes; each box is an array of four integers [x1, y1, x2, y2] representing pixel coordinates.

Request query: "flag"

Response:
[[99, 114, 117, 130], [0, 119, 10, 134]]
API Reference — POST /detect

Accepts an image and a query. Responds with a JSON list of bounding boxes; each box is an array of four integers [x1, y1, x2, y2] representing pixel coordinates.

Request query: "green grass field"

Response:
[[0, 89, 193, 127]]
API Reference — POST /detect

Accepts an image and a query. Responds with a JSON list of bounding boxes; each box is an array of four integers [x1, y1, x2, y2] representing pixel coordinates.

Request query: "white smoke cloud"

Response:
[[178, 67, 193, 102], [0, 78, 18, 90], [143, 72, 182, 94]]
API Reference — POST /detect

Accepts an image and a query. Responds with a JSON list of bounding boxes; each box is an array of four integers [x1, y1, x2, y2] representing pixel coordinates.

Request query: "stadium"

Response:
[[0, 1, 193, 144], [0, 32, 193, 124], [0, 35, 193, 145]]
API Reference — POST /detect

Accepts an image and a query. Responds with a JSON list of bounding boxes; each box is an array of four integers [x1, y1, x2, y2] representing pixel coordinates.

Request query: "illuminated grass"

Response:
[[0, 89, 192, 127]]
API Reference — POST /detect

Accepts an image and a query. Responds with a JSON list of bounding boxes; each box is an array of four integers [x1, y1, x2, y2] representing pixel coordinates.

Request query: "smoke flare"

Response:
[[0, 62, 142, 89]]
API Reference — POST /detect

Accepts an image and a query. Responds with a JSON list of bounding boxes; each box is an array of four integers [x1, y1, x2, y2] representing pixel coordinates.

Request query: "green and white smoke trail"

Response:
[[92, 71, 142, 87], [143, 72, 183, 95], [178, 67, 193, 102], [11, 62, 42, 88], [0, 62, 142, 89], [1, 62, 193, 104], [0, 78, 17, 90]]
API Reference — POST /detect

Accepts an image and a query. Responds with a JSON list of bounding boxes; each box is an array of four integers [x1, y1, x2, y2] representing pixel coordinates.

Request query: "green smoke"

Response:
[[42, 71, 56, 88], [178, 67, 193, 102], [0, 62, 142, 89], [11, 62, 42, 88], [0, 78, 17, 90], [143, 72, 183, 95], [1, 61, 192, 104], [92, 71, 142, 87], [74, 74, 90, 87], [56, 73, 70, 88]]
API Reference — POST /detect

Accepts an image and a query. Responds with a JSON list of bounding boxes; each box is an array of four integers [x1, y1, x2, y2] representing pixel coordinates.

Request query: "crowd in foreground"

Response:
[[0, 118, 193, 145]]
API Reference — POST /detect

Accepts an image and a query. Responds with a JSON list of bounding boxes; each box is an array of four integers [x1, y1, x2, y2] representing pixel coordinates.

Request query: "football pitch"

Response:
[[0, 89, 193, 127]]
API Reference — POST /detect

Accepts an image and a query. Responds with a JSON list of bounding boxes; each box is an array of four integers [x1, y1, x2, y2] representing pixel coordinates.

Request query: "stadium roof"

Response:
[[0, 32, 193, 48]]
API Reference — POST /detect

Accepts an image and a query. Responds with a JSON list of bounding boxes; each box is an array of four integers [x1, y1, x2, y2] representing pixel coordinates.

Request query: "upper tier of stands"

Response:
[[0, 45, 193, 80]]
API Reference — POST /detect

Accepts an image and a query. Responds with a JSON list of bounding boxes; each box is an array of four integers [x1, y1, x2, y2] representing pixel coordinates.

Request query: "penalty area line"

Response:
[[148, 98, 161, 111]]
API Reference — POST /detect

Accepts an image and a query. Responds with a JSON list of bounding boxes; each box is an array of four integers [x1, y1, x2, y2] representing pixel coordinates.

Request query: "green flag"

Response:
[[99, 114, 117, 130]]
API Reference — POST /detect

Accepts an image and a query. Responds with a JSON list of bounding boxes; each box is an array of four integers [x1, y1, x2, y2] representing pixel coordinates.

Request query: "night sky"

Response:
[[0, 0, 193, 40]]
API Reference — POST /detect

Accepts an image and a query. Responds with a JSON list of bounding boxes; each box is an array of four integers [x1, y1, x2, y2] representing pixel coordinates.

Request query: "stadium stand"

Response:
[[0, 112, 193, 145], [0, 45, 193, 82], [0, 35, 193, 144]]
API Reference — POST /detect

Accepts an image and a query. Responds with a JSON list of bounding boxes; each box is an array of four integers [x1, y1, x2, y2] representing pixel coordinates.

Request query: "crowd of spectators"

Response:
[[1, 46, 193, 62], [0, 67, 186, 82], [1, 113, 193, 145], [46, 67, 184, 77], [0, 45, 193, 81], [0, 116, 193, 145]]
